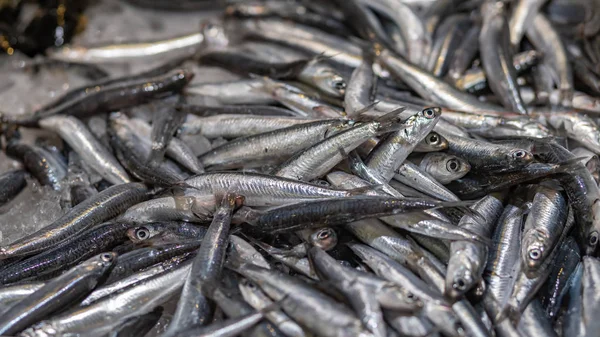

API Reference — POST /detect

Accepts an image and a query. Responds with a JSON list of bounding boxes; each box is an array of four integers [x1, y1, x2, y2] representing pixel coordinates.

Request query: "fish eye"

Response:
[[101, 253, 113, 262], [423, 108, 436, 119], [512, 150, 528, 159], [313, 180, 330, 187], [317, 229, 332, 240], [446, 159, 460, 172], [427, 133, 439, 144], [136, 227, 150, 240], [454, 278, 467, 290], [332, 80, 346, 90], [528, 248, 542, 260], [590, 232, 599, 246]]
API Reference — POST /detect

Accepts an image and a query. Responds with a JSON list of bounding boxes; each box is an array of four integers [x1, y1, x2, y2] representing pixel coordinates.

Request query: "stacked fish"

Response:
[[1, 0, 600, 336]]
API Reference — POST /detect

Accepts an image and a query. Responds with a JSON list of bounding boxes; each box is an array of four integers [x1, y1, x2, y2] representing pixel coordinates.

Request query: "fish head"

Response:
[[521, 230, 548, 271], [443, 155, 470, 178], [422, 131, 448, 151], [445, 256, 475, 300], [586, 230, 600, 256], [310, 66, 346, 97], [310, 227, 338, 251], [127, 224, 158, 243]]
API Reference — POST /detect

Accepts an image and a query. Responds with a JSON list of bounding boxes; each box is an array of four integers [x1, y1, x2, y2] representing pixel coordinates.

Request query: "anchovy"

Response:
[[234, 264, 373, 337], [104, 242, 201, 284], [347, 150, 404, 198], [393, 162, 460, 201], [0, 283, 45, 312], [165, 194, 238, 335], [365, 107, 441, 181], [250, 240, 315, 279], [541, 235, 581, 319], [21, 261, 192, 337], [415, 152, 471, 184], [113, 307, 164, 337], [186, 79, 276, 106], [480, 2, 528, 114], [180, 114, 320, 139], [521, 187, 567, 275], [118, 196, 213, 224], [6, 143, 67, 190], [344, 53, 376, 116], [509, 0, 549, 46], [39, 115, 130, 185], [17, 69, 193, 125], [0, 223, 129, 284], [178, 104, 297, 117], [0, 169, 26, 207], [240, 196, 464, 235], [148, 101, 188, 166], [82, 258, 184, 306], [518, 299, 557, 337], [173, 307, 269, 337], [0, 182, 148, 259], [446, 193, 505, 300], [484, 204, 523, 307], [66, 152, 98, 207], [226, 235, 271, 270], [376, 49, 503, 113], [199, 119, 349, 170], [447, 24, 481, 82], [239, 278, 306, 337], [0, 253, 115, 336]]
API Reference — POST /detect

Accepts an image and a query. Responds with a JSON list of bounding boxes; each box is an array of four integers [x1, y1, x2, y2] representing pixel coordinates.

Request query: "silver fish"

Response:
[[417, 152, 471, 184]]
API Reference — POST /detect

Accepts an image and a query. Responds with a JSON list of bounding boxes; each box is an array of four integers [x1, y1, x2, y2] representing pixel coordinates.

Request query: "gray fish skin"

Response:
[[417, 153, 470, 184], [526, 13, 573, 102], [0, 170, 27, 207], [581, 256, 600, 335], [238, 278, 306, 337], [0, 253, 116, 336], [165, 194, 237, 336], [509, 0, 549, 46], [181, 114, 319, 139], [81, 258, 182, 306], [393, 162, 460, 201], [563, 263, 585, 337], [274, 114, 405, 181], [447, 24, 481, 83], [251, 241, 315, 279], [376, 49, 503, 113], [517, 299, 557, 337], [298, 227, 338, 251], [173, 309, 266, 337], [66, 152, 97, 207], [39, 115, 130, 185], [127, 117, 201, 174], [446, 193, 505, 300], [186, 79, 275, 105], [148, 101, 187, 166], [309, 247, 387, 337], [541, 236, 581, 319], [126, 222, 207, 244], [440, 132, 534, 173], [119, 196, 214, 224], [0, 182, 148, 259], [485, 204, 523, 306], [348, 150, 404, 198], [479, 2, 528, 115], [366, 108, 441, 182], [521, 187, 567, 275], [0, 283, 45, 312], [297, 59, 347, 98], [5, 143, 67, 191], [185, 172, 371, 207], [344, 55, 376, 117], [199, 119, 349, 170], [226, 235, 271, 270], [235, 264, 374, 337], [21, 261, 191, 337]]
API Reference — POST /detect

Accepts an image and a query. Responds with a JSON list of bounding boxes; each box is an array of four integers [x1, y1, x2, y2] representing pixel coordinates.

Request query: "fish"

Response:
[[39, 115, 131, 185], [0, 252, 116, 336], [415, 152, 471, 184], [5, 142, 67, 190], [0, 169, 27, 207]]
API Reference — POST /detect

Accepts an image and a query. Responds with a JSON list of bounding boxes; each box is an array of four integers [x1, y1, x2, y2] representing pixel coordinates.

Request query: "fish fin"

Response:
[[352, 101, 381, 119], [374, 107, 409, 133]]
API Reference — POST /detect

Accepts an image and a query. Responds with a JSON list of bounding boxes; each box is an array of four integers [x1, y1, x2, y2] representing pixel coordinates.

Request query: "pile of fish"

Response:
[[2, 0, 600, 336]]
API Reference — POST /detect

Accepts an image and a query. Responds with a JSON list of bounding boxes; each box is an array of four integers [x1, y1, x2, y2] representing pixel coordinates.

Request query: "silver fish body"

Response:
[[417, 152, 471, 184]]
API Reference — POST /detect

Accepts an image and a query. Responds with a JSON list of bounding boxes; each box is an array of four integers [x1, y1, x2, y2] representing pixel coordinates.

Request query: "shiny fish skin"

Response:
[[0, 169, 26, 207], [21, 261, 191, 337], [39, 115, 130, 185], [0, 223, 129, 284], [119, 196, 213, 224], [126, 222, 207, 244], [185, 172, 372, 207], [509, 0, 549, 46], [479, 2, 528, 115], [199, 119, 349, 170], [180, 114, 319, 139], [164, 194, 237, 336], [366, 107, 441, 182], [0, 253, 115, 336], [393, 162, 460, 201], [5, 143, 67, 191], [344, 53, 376, 117], [413, 132, 449, 152], [0, 183, 148, 259], [446, 193, 505, 300], [521, 187, 567, 274], [0, 283, 44, 312]]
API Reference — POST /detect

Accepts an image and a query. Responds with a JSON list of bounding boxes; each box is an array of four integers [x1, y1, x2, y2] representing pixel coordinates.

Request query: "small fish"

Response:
[[6, 142, 67, 190], [0, 169, 27, 207], [416, 152, 471, 184]]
